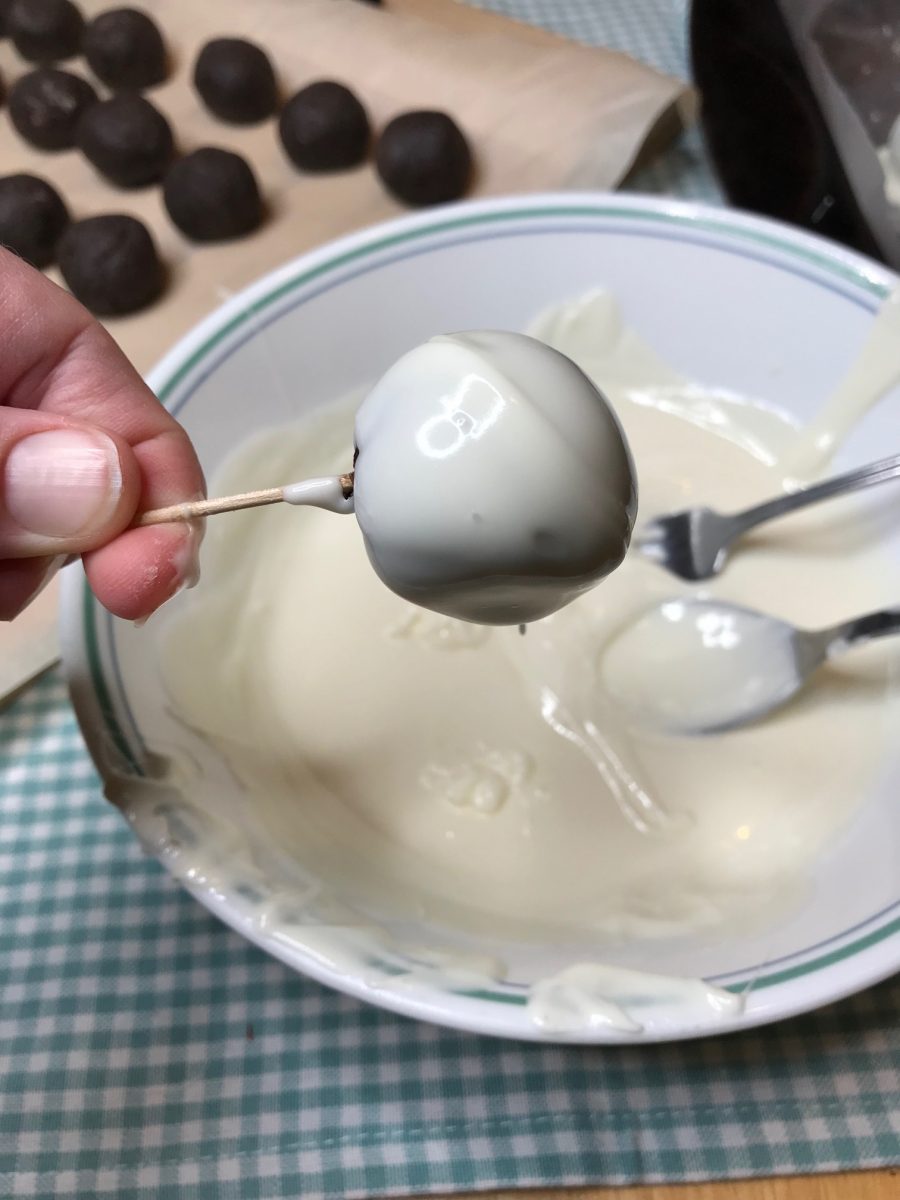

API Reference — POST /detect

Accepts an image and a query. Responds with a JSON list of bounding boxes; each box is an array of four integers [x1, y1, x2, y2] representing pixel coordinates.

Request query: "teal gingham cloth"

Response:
[[2, 4, 898, 1198]]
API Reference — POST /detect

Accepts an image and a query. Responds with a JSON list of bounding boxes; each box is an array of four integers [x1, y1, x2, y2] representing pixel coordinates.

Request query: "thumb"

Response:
[[0, 408, 141, 558]]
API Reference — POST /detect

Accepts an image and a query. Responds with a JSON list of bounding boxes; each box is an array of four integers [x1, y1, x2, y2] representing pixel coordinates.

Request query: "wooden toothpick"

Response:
[[136, 473, 354, 527]]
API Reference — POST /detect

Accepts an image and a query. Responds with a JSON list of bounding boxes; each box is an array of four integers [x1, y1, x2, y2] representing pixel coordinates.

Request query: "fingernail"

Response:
[[5, 430, 122, 539]]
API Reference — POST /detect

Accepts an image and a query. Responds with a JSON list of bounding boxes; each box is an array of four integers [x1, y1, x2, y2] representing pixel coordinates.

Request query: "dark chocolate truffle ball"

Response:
[[83, 7, 167, 90], [0, 173, 69, 266], [7, 0, 84, 63], [375, 110, 472, 207], [163, 147, 263, 242], [76, 93, 174, 187], [9, 67, 97, 150], [278, 80, 370, 172], [58, 214, 163, 315], [193, 37, 277, 124]]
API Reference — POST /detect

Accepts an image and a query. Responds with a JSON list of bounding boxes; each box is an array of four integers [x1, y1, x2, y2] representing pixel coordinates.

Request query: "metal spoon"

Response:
[[599, 597, 900, 735], [637, 452, 900, 581]]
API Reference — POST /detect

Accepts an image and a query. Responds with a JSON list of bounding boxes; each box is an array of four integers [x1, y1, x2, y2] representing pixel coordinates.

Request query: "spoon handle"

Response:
[[728, 452, 900, 537], [822, 606, 900, 659]]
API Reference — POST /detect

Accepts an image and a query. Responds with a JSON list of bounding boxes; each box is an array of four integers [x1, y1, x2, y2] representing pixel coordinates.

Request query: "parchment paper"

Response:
[[0, 0, 691, 371]]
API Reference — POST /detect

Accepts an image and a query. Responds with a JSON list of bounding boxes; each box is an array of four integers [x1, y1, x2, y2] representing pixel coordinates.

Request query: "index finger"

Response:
[[0, 248, 207, 619]]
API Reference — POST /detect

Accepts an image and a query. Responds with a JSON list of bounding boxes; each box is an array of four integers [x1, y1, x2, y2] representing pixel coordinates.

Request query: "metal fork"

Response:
[[637, 452, 900, 581]]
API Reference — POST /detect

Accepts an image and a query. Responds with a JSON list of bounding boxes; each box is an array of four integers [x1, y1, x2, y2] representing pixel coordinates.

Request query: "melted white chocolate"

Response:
[[779, 287, 900, 479], [281, 475, 354, 514], [153, 290, 900, 1034], [527, 963, 742, 1034]]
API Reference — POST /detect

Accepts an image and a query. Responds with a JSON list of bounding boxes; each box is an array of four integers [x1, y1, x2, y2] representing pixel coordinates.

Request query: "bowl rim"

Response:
[[61, 190, 900, 1042]]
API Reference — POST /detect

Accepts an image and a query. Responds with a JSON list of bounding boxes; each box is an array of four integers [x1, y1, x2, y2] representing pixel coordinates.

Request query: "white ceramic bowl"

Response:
[[61, 194, 900, 1042]]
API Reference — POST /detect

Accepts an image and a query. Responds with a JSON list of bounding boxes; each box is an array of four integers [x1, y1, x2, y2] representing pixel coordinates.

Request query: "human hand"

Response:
[[0, 248, 205, 622]]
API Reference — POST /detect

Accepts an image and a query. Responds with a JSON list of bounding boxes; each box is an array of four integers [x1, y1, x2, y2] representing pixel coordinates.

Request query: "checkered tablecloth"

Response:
[[2, 4, 898, 1199]]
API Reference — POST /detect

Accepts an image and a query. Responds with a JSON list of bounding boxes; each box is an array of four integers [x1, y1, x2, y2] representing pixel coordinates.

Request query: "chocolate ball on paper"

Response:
[[278, 81, 370, 171], [164, 147, 263, 242], [77, 94, 174, 187], [9, 67, 97, 150], [59, 214, 164, 315], [0, 173, 70, 267], [375, 111, 472, 206], [7, 0, 84, 63], [83, 7, 168, 90], [193, 37, 278, 124]]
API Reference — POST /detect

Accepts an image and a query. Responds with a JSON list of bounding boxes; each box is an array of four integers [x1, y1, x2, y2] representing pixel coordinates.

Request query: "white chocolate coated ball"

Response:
[[352, 331, 638, 625]]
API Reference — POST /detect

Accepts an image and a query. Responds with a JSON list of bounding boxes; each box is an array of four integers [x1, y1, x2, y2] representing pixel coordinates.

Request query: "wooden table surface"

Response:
[[436, 1170, 898, 1199]]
